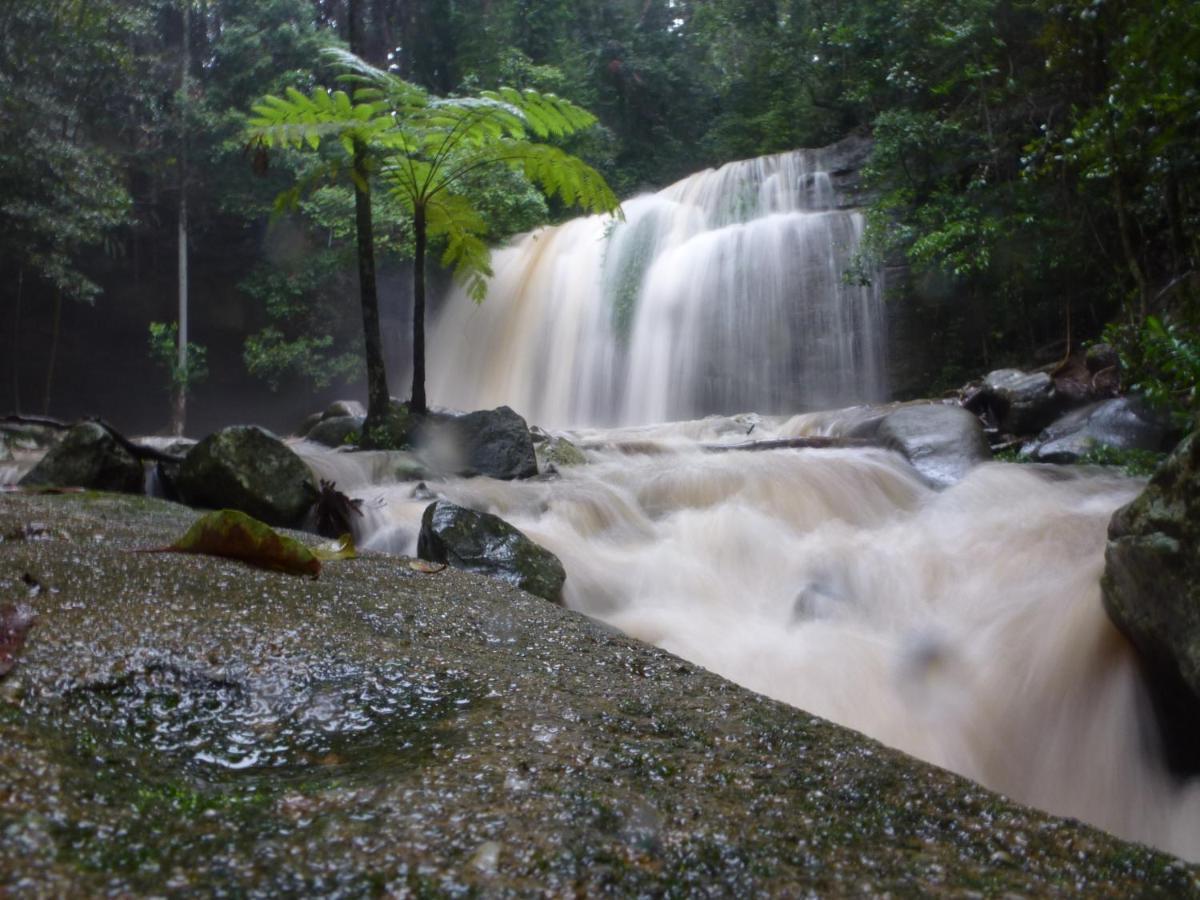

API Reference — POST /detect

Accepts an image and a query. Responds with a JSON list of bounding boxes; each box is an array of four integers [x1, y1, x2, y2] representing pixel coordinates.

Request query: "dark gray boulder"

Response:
[[420, 405, 538, 480], [418, 500, 566, 603], [877, 404, 991, 488], [177, 425, 315, 526], [19, 422, 144, 493], [306, 415, 364, 448], [1102, 428, 1200, 770], [1022, 397, 1169, 463], [982, 369, 1060, 435]]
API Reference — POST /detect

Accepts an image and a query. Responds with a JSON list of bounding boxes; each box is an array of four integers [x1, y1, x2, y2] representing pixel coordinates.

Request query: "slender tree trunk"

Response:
[[354, 142, 390, 426], [43, 289, 62, 416], [173, 0, 191, 437], [411, 203, 427, 415], [348, 0, 391, 437], [11, 266, 22, 413]]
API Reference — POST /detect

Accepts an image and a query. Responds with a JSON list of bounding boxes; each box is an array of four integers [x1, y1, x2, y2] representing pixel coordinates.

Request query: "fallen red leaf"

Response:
[[0, 604, 36, 678]]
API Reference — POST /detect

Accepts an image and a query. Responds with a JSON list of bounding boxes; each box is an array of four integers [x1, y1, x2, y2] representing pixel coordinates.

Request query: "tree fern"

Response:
[[246, 49, 621, 415]]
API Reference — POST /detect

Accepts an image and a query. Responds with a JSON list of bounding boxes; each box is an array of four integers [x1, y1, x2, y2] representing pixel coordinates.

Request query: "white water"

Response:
[[298, 417, 1200, 861], [427, 149, 885, 427]]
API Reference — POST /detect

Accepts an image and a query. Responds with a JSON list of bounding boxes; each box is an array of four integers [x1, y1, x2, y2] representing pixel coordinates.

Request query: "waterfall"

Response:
[[428, 148, 885, 427]]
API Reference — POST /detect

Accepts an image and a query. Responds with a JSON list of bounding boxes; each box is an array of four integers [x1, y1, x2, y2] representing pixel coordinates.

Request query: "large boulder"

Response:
[[1022, 396, 1169, 463], [177, 426, 316, 526], [418, 500, 566, 603], [983, 368, 1060, 435], [875, 404, 991, 488], [1102, 428, 1200, 771], [305, 415, 364, 448], [419, 406, 538, 480], [18, 422, 143, 493]]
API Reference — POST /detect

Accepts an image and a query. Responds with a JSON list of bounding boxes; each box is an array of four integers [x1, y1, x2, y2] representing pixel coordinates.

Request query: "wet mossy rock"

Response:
[[177, 426, 316, 527], [305, 415, 363, 448], [418, 500, 566, 603], [536, 435, 587, 469], [19, 422, 143, 493], [1103, 427, 1200, 768]]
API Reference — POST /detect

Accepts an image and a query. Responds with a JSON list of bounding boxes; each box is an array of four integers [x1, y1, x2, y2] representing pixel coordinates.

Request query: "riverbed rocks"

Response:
[[1102, 427, 1200, 769], [871, 403, 991, 487], [0, 490, 1195, 896], [177, 425, 315, 526], [1021, 396, 1170, 463], [18, 421, 144, 493], [418, 499, 566, 602]]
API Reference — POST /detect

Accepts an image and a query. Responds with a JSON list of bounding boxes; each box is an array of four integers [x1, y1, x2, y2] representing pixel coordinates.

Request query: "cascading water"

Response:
[[300, 145, 1200, 860], [427, 148, 885, 427], [296, 417, 1200, 863]]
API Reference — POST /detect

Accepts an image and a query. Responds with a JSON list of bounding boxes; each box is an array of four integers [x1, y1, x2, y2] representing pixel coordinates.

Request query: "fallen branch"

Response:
[[2, 413, 186, 464], [703, 436, 873, 453]]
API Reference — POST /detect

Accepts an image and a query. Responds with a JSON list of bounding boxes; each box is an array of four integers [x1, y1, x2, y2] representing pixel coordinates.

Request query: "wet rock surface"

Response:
[[18, 422, 144, 494], [874, 403, 991, 488], [1103, 429, 1200, 770], [177, 425, 316, 527], [1023, 397, 1170, 463], [418, 500, 566, 603], [0, 492, 1195, 896]]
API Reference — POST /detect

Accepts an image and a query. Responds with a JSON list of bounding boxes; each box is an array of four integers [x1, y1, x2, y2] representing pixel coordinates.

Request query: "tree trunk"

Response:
[[173, 0, 190, 437], [42, 289, 62, 416], [11, 266, 22, 413], [353, 142, 391, 428], [348, 0, 391, 436], [411, 203, 428, 415]]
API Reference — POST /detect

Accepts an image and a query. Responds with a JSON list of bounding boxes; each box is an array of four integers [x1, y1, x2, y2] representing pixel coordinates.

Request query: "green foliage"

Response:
[[1076, 444, 1165, 478], [0, 0, 137, 301], [148, 322, 208, 394], [246, 48, 621, 303], [1105, 316, 1200, 429]]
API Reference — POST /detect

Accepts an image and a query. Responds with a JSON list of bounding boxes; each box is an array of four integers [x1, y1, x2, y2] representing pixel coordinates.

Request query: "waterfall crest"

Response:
[[428, 148, 885, 426]]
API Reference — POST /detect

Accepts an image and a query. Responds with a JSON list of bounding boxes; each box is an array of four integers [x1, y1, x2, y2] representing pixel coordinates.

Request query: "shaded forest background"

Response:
[[3, 0, 1198, 434]]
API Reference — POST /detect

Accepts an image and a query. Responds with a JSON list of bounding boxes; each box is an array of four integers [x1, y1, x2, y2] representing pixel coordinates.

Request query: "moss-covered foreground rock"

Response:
[[1, 492, 1196, 896]]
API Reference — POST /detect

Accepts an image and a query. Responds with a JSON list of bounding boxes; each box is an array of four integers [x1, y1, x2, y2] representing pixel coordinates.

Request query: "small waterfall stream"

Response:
[[427, 148, 885, 426], [298, 417, 1200, 862]]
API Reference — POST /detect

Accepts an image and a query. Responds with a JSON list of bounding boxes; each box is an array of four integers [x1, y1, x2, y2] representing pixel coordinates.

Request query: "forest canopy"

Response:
[[3, 0, 1197, 429]]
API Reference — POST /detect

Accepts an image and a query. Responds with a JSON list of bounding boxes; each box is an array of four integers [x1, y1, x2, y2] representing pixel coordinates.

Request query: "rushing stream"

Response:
[[299, 413, 1200, 862], [296, 144, 1200, 860]]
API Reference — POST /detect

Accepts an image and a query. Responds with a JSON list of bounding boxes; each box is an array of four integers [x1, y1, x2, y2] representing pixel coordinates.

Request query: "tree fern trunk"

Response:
[[42, 289, 61, 416], [354, 144, 390, 429], [411, 203, 428, 415]]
